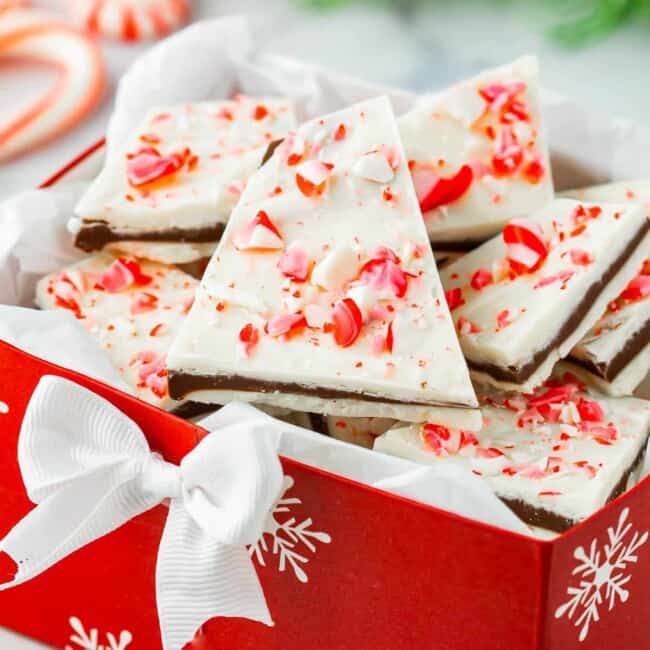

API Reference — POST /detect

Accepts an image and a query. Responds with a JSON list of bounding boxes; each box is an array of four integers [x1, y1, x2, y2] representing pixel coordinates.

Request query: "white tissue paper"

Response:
[[2, 15, 650, 538]]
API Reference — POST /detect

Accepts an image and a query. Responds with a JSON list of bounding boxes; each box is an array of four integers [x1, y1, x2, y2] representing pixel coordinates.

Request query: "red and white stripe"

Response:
[[70, 0, 191, 42], [0, 9, 106, 162]]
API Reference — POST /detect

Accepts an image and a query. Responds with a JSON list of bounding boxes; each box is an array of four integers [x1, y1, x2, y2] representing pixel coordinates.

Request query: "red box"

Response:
[[0, 145, 649, 650]]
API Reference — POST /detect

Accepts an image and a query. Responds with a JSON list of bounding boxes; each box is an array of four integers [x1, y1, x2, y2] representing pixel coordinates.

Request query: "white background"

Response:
[[2, 0, 650, 647]]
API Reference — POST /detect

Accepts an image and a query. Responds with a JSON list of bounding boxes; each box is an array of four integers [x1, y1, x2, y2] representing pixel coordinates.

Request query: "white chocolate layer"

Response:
[[319, 415, 397, 448], [440, 198, 649, 392], [566, 343, 650, 397], [179, 390, 482, 430], [375, 377, 650, 527], [35, 253, 198, 410], [75, 97, 295, 256], [106, 241, 217, 264], [168, 96, 478, 421], [561, 183, 650, 395], [562, 179, 650, 208], [399, 56, 553, 244]]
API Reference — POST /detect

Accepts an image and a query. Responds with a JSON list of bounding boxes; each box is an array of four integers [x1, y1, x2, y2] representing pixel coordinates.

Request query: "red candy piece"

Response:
[[522, 158, 545, 184], [130, 292, 158, 314], [98, 257, 152, 293], [492, 126, 523, 177], [385, 321, 394, 353], [130, 349, 168, 398], [528, 384, 579, 408], [233, 210, 283, 251], [620, 272, 650, 302], [457, 317, 481, 335], [576, 398, 605, 423], [295, 160, 333, 198], [359, 248, 410, 298], [470, 268, 493, 291], [569, 249, 594, 266], [475, 447, 505, 459], [253, 104, 269, 120], [332, 298, 363, 347], [444, 287, 465, 311], [265, 313, 307, 338], [126, 146, 186, 187], [479, 81, 527, 112], [533, 270, 575, 289], [422, 423, 452, 456], [333, 123, 347, 141], [413, 164, 473, 213], [496, 309, 511, 330], [239, 323, 260, 357], [51, 275, 83, 318], [502, 219, 548, 273], [278, 245, 311, 282]]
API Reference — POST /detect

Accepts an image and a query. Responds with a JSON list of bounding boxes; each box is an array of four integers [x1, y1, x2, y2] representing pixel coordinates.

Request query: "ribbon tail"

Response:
[[157, 500, 273, 650], [0, 466, 159, 590]]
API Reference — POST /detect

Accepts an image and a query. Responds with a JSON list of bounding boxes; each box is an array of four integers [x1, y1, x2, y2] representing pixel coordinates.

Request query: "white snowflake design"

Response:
[[250, 475, 331, 583], [65, 616, 133, 650], [554, 507, 648, 642]]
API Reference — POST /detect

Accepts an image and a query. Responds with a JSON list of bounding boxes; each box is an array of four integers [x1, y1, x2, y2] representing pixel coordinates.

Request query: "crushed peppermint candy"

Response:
[[36, 254, 198, 409]]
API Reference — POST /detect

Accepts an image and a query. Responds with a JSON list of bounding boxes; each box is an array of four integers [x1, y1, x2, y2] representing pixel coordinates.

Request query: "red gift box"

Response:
[[1, 145, 649, 650], [3, 323, 650, 650]]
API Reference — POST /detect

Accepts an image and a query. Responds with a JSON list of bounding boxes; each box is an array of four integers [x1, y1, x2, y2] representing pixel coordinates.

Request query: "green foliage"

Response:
[[297, 0, 650, 45]]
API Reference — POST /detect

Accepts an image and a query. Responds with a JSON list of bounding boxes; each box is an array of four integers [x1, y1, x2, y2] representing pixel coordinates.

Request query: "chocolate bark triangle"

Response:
[[440, 198, 650, 393], [168, 96, 480, 427], [399, 56, 553, 250], [375, 370, 650, 533], [73, 96, 295, 264]]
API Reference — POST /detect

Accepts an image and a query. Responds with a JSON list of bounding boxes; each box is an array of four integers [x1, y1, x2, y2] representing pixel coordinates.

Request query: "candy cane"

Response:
[[0, 9, 106, 162], [70, 0, 191, 42], [0, 1, 29, 12]]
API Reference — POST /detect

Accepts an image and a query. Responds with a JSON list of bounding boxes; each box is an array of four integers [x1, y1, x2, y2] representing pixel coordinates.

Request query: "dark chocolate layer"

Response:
[[176, 257, 211, 280], [468, 219, 650, 385], [502, 443, 646, 533], [261, 139, 284, 166], [75, 222, 225, 253], [569, 317, 650, 382], [168, 370, 472, 410], [169, 400, 219, 421], [308, 413, 329, 435]]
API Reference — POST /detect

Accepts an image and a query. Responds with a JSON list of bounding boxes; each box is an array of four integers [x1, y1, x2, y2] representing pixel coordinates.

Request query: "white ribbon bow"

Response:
[[0, 376, 284, 649]]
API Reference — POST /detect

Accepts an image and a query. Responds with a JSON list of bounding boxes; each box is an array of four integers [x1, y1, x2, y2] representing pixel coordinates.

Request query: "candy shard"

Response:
[[352, 150, 395, 183], [311, 246, 358, 292], [295, 160, 332, 198], [233, 211, 284, 251]]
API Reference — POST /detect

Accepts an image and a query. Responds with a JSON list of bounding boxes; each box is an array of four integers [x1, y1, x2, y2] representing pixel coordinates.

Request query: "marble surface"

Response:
[[1, 1, 650, 647]]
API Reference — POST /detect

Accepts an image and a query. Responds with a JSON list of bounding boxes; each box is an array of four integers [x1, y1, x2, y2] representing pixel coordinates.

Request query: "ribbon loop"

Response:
[[0, 376, 283, 650]]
